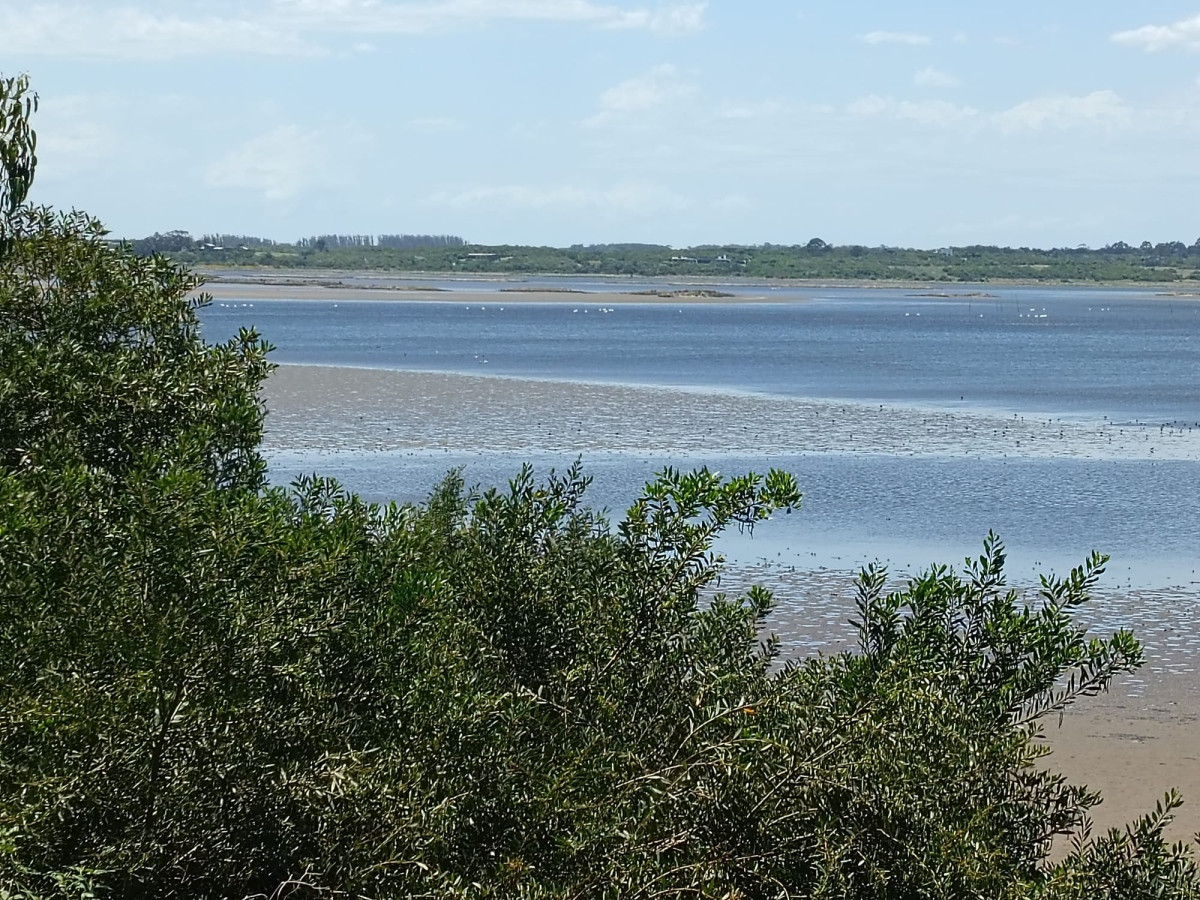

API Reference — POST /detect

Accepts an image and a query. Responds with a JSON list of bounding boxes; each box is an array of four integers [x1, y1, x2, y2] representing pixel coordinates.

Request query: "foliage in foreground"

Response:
[[2, 73, 1200, 899]]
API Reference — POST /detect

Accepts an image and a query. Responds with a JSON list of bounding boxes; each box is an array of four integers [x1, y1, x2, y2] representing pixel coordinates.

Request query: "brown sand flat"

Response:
[[259, 362, 1200, 842], [1047, 692, 1200, 843], [728, 568, 1200, 845], [733, 560, 1200, 844]]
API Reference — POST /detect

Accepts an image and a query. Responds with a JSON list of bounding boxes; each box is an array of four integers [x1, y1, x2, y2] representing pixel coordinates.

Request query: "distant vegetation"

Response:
[[294, 234, 466, 251], [130, 231, 465, 258], [129, 231, 1200, 283]]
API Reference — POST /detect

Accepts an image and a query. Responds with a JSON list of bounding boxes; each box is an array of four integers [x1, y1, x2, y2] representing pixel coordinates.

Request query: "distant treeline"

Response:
[[296, 234, 466, 250], [128, 231, 466, 256], [127, 231, 1200, 282]]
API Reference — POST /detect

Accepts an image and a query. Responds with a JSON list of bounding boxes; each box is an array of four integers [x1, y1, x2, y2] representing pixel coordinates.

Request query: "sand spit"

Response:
[[193, 266, 1200, 293], [197, 283, 777, 304], [261, 364, 1200, 462], [907, 291, 998, 299]]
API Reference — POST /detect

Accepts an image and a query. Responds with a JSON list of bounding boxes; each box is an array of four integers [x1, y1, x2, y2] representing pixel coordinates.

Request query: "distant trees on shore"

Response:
[[296, 233, 466, 251], [127, 230, 1200, 282], [128, 231, 467, 256]]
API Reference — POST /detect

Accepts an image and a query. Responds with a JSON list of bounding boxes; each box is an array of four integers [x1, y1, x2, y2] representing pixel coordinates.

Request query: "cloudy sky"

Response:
[[6, 1, 1200, 248]]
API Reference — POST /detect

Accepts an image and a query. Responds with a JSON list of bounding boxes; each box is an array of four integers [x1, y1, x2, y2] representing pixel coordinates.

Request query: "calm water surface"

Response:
[[201, 283, 1200, 591], [203, 284, 1200, 422]]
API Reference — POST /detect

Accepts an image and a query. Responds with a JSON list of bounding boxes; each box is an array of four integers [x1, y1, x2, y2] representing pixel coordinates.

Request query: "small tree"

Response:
[[0, 74, 35, 219]]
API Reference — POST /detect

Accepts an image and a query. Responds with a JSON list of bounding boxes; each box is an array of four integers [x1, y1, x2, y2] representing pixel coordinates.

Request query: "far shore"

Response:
[[190, 267, 1200, 302]]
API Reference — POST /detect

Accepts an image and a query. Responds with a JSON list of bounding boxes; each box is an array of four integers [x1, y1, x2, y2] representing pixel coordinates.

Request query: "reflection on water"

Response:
[[265, 447, 1199, 591]]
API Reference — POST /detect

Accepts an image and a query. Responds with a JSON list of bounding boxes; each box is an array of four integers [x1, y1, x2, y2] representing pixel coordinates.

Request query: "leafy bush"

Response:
[[2, 74, 1198, 899]]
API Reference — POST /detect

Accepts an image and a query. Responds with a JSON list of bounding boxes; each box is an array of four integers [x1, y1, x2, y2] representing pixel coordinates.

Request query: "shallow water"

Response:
[[266, 446, 1200, 679], [198, 282, 1199, 598], [203, 285, 1200, 422], [267, 447, 1200, 590]]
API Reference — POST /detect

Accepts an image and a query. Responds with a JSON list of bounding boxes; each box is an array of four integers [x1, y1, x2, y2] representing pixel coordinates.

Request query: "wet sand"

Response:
[[197, 282, 776, 304], [260, 362, 1200, 842], [261, 364, 1200, 462], [194, 267, 1200, 295]]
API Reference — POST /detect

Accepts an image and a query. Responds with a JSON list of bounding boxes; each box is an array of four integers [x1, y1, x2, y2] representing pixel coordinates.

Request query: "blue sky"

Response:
[[6, 1, 1200, 248]]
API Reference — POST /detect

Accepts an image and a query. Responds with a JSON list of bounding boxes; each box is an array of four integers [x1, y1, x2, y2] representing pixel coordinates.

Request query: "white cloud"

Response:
[[0, 4, 323, 60], [861, 31, 931, 46], [273, 0, 706, 34], [1112, 14, 1200, 52], [894, 99, 976, 126], [427, 181, 689, 215], [33, 96, 121, 177], [585, 64, 695, 126], [846, 95, 889, 117], [205, 125, 345, 200], [601, 3, 706, 35], [847, 95, 977, 126], [849, 88, 1135, 136], [992, 91, 1130, 133], [914, 67, 960, 88], [0, 0, 705, 60], [599, 64, 690, 111]]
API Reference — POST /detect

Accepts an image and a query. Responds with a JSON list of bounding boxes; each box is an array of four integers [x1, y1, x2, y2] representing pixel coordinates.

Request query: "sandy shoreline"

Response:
[[193, 266, 1200, 296], [188, 272, 1200, 323], [258, 360, 1200, 841]]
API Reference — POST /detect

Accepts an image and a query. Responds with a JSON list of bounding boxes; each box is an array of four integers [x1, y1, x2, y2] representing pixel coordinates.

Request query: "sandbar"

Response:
[[195, 281, 777, 304], [260, 364, 1200, 462]]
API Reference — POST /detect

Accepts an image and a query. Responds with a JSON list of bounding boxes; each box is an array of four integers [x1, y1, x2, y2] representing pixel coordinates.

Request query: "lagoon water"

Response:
[[200, 282, 1200, 595], [204, 282, 1200, 421]]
